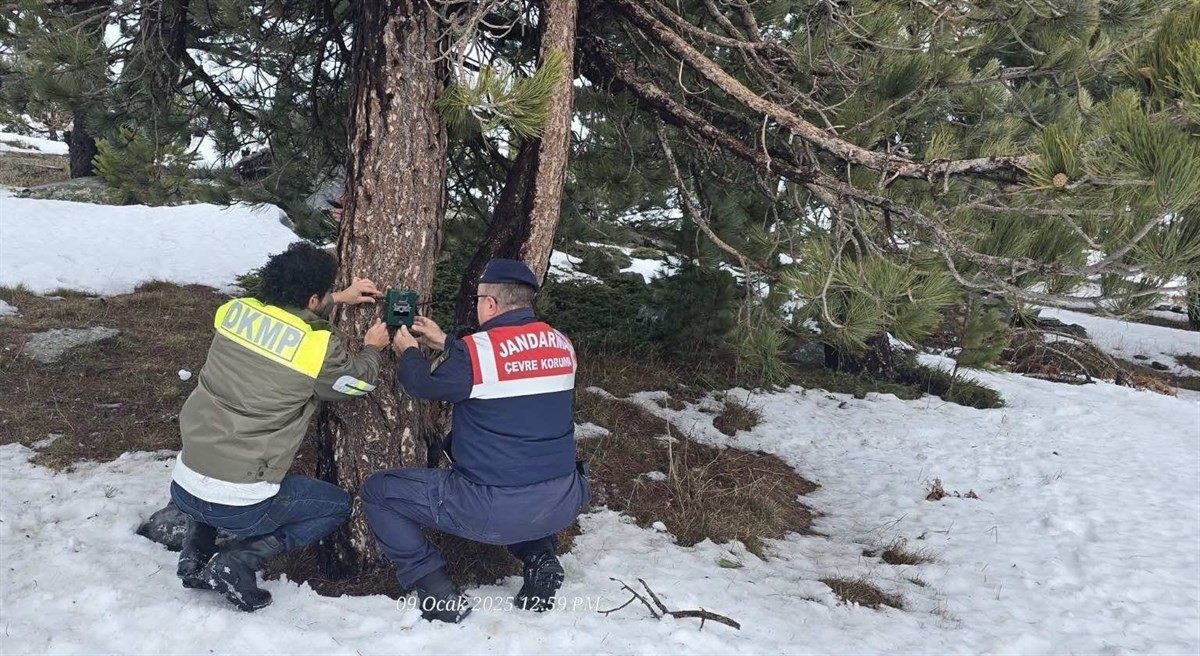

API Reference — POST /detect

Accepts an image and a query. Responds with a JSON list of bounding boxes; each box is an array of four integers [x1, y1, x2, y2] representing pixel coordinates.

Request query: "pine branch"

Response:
[[612, 0, 1037, 182], [657, 124, 774, 275], [733, 0, 761, 41], [703, 0, 745, 39], [943, 67, 1056, 88], [579, 25, 1186, 309], [579, 36, 815, 185], [645, 0, 788, 57], [180, 51, 256, 122]]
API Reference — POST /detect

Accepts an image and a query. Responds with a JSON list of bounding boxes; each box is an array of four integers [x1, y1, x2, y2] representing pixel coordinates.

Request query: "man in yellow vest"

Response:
[[169, 242, 389, 612]]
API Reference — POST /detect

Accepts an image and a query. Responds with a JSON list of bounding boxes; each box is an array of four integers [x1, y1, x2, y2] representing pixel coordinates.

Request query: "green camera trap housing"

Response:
[[384, 289, 419, 328]]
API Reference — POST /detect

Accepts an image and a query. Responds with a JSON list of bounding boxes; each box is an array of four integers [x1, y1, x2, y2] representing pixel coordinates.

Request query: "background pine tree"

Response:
[[4, 0, 1197, 377]]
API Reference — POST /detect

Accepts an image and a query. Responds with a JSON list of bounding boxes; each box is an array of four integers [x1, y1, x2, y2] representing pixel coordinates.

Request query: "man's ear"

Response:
[[307, 294, 321, 311]]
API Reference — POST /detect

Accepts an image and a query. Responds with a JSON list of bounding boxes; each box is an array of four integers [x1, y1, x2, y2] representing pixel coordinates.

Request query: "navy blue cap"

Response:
[[479, 258, 540, 292]]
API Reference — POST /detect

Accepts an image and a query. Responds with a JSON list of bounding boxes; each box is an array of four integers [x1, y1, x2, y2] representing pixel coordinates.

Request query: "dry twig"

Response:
[[599, 577, 742, 630]]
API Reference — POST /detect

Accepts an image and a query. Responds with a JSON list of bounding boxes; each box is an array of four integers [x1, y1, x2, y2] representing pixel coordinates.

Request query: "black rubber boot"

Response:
[[413, 569, 472, 624], [177, 519, 218, 590], [515, 552, 564, 612], [198, 535, 286, 612]]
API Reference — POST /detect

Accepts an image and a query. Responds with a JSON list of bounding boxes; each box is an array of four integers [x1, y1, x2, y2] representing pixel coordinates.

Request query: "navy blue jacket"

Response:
[[397, 308, 576, 487]]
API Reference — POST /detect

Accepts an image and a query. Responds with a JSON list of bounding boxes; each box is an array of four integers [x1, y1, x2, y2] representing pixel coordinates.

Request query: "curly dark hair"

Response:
[[257, 242, 338, 308]]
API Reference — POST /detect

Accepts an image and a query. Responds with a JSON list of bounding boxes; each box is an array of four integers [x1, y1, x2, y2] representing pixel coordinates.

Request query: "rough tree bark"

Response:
[[58, 0, 111, 178], [316, 0, 448, 578], [1188, 273, 1199, 331], [519, 0, 578, 279], [452, 0, 578, 329], [123, 0, 192, 113], [68, 112, 98, 178]]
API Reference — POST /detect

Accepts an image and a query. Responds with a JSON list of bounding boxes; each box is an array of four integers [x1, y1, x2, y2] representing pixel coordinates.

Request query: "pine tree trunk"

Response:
[[453, 142, 541, 329], [452, 0, 578, 329], [316, 0, 448, 579], [125, 0, 191, 114], [68, 112, 98, 178], [518, 0, 578, 280], [1188, 273, 1200, 331], [862, 333, 897, 379], [822, 334, 896, 378]]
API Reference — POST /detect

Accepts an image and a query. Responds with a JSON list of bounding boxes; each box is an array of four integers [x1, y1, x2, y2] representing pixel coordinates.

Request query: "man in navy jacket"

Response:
[[361, 259, 590, 624]]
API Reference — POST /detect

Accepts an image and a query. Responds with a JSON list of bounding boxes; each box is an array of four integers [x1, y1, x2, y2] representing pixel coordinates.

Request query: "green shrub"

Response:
[[576, 248, 620, 278], [94, 126, 199, 205], [648, 260, 739, 357], [792, 368, 924, 400], [630, 246, 662, 260], [609, 249, 633, 270], [234, 268, 263, 297], [791, 351, 1004, 408], [896, 357, 1005, 409], [735, 303, 793, 389], [539, 274, 656, 355], [955, 298, 1010, 368], [572, 244, 633, 278]]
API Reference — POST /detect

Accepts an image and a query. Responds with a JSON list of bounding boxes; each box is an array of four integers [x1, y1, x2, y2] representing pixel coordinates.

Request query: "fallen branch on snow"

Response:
[[599, 577, 741, 630]]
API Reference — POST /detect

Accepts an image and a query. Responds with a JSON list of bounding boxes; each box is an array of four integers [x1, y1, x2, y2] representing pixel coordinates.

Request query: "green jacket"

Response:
[[178, 297, 381, 485]]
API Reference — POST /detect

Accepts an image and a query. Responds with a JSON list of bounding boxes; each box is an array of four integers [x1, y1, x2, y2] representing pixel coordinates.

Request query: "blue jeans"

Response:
[[170, 475, 351, 552], [361, 468, 590, 587]]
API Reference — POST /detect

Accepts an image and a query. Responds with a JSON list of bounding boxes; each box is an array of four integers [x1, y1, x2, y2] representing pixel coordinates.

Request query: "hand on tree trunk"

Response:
[[364, 321, 390, 350], [333, 277, 382, 305]]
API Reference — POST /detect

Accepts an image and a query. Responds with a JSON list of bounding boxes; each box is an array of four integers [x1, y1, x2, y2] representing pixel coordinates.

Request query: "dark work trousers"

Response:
[[170, 476, 351, 552], [360, 467, 591, 587]]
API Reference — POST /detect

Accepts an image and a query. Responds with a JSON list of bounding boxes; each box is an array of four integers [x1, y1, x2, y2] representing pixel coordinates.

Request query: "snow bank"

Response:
[[3, 361, 1198, 654], [0, 445, 927, 655], [627, 358, 1200, 654], [0, 193, 301, 295], [1042, 308, 1200, 376], [0, 299, 17, 316], [0, 132, 69, 156]]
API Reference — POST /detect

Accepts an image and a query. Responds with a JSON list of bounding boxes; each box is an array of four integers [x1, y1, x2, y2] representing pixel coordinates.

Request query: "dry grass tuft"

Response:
[[880, 539, 935, 565], [1004, 330, 1197, 394], [577, 390, 816, 557], [926, 478, 978, 501], [821, 576, 904, 610], [575, 350, 738, 400], [0, 151, 70, 188], [712, 395, 762, 436], [656, 396, 686, 411]]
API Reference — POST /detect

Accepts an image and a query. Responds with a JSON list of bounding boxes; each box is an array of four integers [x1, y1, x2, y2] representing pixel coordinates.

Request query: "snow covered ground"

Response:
[[2, 358, 1198, 654], [1042, 308, 1200, 376], [0, 192, 301, 295], [0, 132, 69, 156]]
